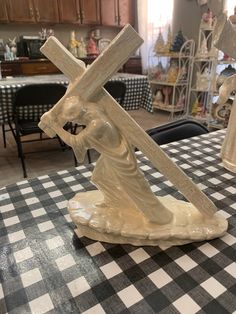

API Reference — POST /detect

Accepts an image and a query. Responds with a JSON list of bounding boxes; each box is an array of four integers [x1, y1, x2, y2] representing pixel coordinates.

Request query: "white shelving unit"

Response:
[[148, 39, 195, 119], [189, 18, 236, 130], [189, 20, 218, 126]]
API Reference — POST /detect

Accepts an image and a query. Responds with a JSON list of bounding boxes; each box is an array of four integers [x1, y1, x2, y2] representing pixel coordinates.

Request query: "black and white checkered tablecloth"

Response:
[[0, 129, 235, 314], [0, 74, 153, 125]]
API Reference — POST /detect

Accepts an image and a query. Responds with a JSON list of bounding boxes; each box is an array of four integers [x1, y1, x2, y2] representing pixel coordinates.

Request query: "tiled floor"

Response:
[[0, 109, 171, 187]]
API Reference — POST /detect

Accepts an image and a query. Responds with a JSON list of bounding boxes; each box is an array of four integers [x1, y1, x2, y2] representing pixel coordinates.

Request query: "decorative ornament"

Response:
[[86, 36, 99, 57], [196, 67, 211, 90], [154, 90, 163, 104], [154, 30, 165, 54], [171, 30, 185, 52], [163, 25, 172, 53], [77, 37, 87, 58], [153, 61, 164, 81], [8, 37, 17, 60], [201, 9, 213, 28], [196, 36, 208, 58], [68, 30, 79, 57], [162, 86, 172, 105], [176, 94, 185, 108], [167, 61, 179, 83], [217, 65, 236, 89]]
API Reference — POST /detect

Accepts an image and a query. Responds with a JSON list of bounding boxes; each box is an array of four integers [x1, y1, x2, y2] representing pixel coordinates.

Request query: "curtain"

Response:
[[137, 0, 174, 73]]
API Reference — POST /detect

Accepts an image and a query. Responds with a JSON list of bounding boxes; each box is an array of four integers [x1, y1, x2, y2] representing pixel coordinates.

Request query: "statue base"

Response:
[[222, 158, 236, 173], [68, 190, 228, 248]]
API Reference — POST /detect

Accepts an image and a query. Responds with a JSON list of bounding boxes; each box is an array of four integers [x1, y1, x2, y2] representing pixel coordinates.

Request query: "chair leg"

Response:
[[16, 134, 27, 178], [87, 149, 91, 164], [2, 124, 6, 148]]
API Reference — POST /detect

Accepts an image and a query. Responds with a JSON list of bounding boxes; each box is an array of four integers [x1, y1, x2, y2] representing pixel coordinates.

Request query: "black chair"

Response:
[[9, 83, 74, 178], [104, 81, 126, 106], [146, 118, 209, 146]]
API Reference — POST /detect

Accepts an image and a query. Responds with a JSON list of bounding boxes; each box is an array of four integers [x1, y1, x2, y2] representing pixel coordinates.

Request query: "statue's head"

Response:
[[63, 96, 87, 122]]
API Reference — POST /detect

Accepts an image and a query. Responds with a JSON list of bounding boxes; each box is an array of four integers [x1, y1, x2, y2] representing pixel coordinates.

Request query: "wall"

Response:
[[172, 0, 204, 49]]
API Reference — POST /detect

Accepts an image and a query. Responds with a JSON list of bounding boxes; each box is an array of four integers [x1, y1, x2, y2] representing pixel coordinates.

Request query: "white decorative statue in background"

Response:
[[39, 24, 227, 248], [207, 0, 236, 172]]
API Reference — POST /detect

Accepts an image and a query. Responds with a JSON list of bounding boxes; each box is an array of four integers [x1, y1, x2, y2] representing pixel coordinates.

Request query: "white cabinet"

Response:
[[148, 39, 195, 119]]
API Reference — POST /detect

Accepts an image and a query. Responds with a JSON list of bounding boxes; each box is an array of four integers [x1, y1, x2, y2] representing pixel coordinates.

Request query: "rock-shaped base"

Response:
[[68, 190, 228, 248], [222, 158, 236, 173]]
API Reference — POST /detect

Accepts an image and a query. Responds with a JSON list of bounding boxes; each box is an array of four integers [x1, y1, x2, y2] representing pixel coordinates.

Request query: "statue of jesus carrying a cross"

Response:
[[39, 24, 227, 248]]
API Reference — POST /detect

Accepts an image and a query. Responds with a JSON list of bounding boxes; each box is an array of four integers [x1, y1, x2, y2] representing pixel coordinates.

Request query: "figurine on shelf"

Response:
[[201, 9, 213, 27], [39, 28, 47, 40], [191, 100, 199, 116], [171, 29, 185, 52], [163, 25, 172, 53], [77, 37, 87, 58], [39, 28, 54, 40], [162, 86, 172, 106], [208, 45, 218, 58], [4, 44, 13, 60], [68, 30, 79, 57], [167, 61, 179, 83], [217, 65, 236, 89], [192, 100, 205, 117], [47, 29, 54, 38], [178, 65, 187, 81], [154, 30, 165, 54], [196, 67, 211, 90], [153, 61, 164, 81], [196, 36, 208, 58], [8, 37, 17, 60], [176, 94, 185, 109], [86, 36, 99, 57], [154, 90, 163, 104]]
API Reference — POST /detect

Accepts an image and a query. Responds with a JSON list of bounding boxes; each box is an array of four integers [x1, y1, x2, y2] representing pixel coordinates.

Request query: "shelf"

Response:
[[153, 52, 191, 58], [149, 39, 195, 119], [200, 24, 215, 31], [194, 57, 216, 62], [191, 88, 214, 92], [191, 116, 207, 122], [217, 59, 236, 64], [150, 80, 188, 86], [153, 102, 184, 112], [208, 122, 225, 130]]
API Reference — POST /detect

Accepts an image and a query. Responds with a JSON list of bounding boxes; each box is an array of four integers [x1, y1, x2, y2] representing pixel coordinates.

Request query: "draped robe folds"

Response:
[[70, 108, 172, 224]]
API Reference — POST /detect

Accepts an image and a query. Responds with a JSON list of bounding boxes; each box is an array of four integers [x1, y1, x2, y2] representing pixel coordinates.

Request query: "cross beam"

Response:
[[39, 24, 217, 218]]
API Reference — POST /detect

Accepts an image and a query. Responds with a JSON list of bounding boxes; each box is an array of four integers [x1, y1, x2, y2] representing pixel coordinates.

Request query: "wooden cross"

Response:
[[39, 24, 217, 218]]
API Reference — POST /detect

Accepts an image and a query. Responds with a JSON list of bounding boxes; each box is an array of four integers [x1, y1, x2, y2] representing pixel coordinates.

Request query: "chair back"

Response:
[[146, 118, 209, 145], [104, 81, 126, 106], [13, 83, 67, 123]]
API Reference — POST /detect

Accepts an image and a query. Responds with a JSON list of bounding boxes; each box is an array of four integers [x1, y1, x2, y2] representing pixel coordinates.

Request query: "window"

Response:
[[137, 0, 174, 72]]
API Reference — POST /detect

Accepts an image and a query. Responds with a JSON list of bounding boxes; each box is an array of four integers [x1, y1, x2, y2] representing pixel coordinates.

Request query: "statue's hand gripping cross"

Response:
[[39, 24, 217, 220]]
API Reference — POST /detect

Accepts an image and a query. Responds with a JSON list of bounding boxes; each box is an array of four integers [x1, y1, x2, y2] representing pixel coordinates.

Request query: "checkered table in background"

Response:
[[0, 73, 153, 125], [0, 129, 235, 314]]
